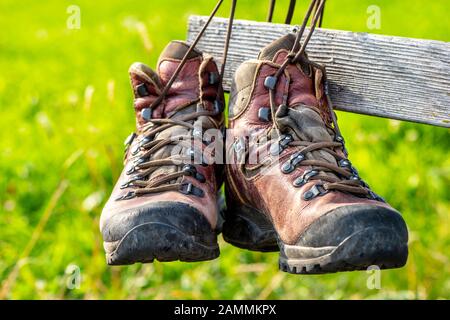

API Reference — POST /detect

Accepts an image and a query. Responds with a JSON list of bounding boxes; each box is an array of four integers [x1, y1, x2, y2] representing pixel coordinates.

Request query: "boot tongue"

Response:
[[258, 34, 296, 61], [259, 35, 339, 173], [275, 104, 338, 166], [276, 104, 333, 142], [157, 41, 202, 85], [260, 34, 331, 144]]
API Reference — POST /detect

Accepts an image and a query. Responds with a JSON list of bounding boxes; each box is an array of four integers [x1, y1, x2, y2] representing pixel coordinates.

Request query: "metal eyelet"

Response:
[[293, 170, 319, 187], [126, 165, 136, 175], [131, 145, 141, 156], [270, 134, 293, 156], [350, 166, 359, 176], [120, 182, 132, 189], [281, 162, 294, 174], [186, 148, 196, 160], [335, 135, 349, 157], [209, 72, 219, 85], [192, 127, 203, 140], [234, 138, 245, 154], [293, 178, 305, 187], [133, 157, 146, 166], [349, 171, 367, 187], [182, 164, 205, 182], [338, 159, 351, 168], [123, 132, 137, 146], [182, 164, 196, 176], [369, 190, 385, 203], [349, 174, 369, 188], [291, 152, 305, 167], [258, 107, 271, 122], [179, 183, 204, 197], [361, 180, 370, 189], [281, 152, 305, 174], [116, 191, 136, 201], [264, 76, 277, 90], [120, 174, 142, 189], [141, 108, 152, 121], [213, 100, 224, 114], [126, 158, 144, 175], [136, 83, 150, 97], [138, 136, 152, 148], [303, 184, 328, 201], [335, 135, 345, 145]]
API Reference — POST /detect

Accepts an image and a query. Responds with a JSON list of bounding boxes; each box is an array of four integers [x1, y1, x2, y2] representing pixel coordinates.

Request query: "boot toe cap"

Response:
[[278, 204, 409, 273], [101, 201, 220, 265], [101, 201, 214, 243], [295, 204, 408, 248]]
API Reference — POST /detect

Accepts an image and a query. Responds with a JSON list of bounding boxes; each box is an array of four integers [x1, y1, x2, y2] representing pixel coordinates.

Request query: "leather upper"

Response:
[[226, 34, 395, 245], [101, 41, 224, 232]]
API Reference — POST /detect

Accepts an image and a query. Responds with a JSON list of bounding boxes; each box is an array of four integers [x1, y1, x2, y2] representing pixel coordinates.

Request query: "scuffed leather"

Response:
[[102, 41, 224, 230], [226, 36, 396, 245]]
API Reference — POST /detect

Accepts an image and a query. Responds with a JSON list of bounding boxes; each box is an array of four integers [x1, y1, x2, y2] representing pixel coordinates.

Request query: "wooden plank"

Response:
[[187, 16, 450, 127]]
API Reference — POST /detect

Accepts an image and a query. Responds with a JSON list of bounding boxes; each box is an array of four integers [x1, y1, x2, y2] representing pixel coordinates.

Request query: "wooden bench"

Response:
[[187, 16, 450, 128]]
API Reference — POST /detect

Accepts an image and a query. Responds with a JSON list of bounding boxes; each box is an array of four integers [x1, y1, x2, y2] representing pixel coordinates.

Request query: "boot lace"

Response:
[[117, 0, 237, 201], [263, 0, 384, 202]]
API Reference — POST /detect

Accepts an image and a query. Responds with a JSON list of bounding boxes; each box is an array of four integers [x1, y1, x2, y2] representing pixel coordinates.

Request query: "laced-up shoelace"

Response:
[[266, 0, 325, 26], [262, 0, 384, 202], [117, 0, 237, 201]]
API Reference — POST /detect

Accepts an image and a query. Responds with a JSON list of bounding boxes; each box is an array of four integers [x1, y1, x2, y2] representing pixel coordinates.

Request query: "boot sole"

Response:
[[223, 205, 408, 274], [102, 202, 220, 265], [104, 222, 219, 265], [278, 226, 408, 274]]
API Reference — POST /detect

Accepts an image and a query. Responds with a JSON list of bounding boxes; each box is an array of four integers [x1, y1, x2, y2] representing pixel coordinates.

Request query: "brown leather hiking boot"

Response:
[[223, 33, 408, 274], [100, 41, 225, 265]]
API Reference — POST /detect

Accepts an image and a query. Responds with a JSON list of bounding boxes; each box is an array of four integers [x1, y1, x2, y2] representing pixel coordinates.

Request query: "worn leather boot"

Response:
[[101, 41, 224, 265], [223, 33, 408, 274]]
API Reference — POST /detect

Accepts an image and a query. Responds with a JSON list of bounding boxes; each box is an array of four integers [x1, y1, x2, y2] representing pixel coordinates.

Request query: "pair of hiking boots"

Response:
[[100, 35, 408, 274]]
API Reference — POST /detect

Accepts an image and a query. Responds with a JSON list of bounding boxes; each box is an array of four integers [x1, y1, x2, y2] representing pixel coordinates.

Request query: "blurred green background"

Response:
[[0, 0, 449, 299]]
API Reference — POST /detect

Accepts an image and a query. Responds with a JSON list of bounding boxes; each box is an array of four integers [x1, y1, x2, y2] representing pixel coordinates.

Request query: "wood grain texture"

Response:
[[187, 16, 450, 127]]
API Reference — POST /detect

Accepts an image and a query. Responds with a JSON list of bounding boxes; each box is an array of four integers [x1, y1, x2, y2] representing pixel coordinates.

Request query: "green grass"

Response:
[[0, 0, 449, 299]]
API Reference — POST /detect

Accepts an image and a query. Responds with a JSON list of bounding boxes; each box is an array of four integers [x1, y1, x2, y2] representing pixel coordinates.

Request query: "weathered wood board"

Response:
[[187, 16, 450, 127]]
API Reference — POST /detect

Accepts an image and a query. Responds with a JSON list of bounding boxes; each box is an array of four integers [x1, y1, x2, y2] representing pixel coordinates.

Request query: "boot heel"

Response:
[[222, 205, 279, 252]]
